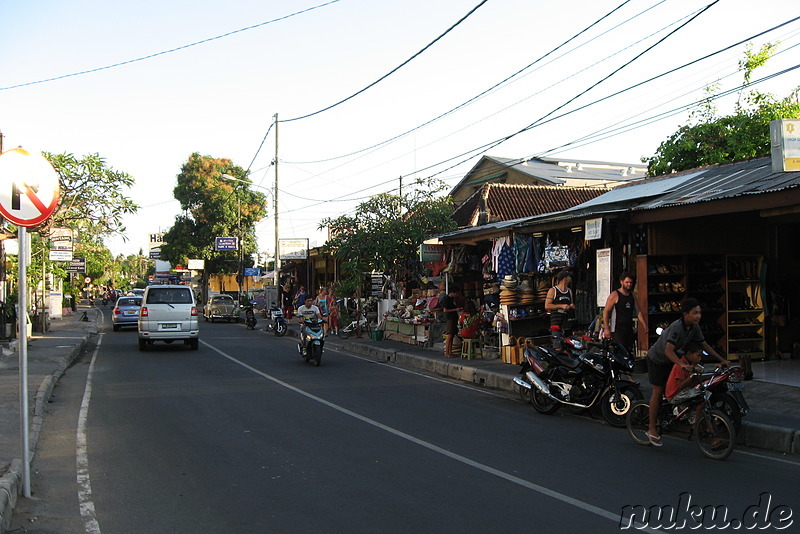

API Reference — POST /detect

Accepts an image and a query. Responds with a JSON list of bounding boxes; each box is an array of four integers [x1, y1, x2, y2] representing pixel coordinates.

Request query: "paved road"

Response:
[[9, 316, 800, 533]]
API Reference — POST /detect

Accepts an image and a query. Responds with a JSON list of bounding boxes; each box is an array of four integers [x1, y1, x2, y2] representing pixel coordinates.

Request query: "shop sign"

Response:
[[149, 233, 165, 259], [49, 228, 74, 261], [67, 257, 87, 274], [187, 259, 205, 270], [596, 248, 612, 307], [280, 239, 309, 260], [243, 267, 260, 276], [419, 244, 444, 262], [770, 119, 800, 172], [215, 237, 238, 251], [370, 274, 383, 297], [585, 218, 602, 240]]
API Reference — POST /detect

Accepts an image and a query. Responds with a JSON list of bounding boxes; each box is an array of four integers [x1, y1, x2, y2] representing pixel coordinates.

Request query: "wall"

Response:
[[648, 212, 768, 256]]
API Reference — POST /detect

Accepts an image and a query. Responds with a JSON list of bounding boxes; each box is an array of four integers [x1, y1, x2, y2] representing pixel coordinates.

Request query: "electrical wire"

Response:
[[0, 0, 342, 92], [282, 0, 642, 164], [278, 0, 492, 123], [279, 17, 800, 211]]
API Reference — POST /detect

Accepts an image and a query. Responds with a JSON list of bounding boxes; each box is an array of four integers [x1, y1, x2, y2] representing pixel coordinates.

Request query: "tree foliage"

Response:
[[644, 43, 800, 176], [321, 178, 457, 292], [159, 153, 268, 274], [43, 152, 138, 238]]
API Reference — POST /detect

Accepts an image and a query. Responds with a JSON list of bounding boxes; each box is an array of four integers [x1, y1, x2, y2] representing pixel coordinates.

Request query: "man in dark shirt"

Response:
[[441, 289, 462, 357], [602, 271, 648, 355]]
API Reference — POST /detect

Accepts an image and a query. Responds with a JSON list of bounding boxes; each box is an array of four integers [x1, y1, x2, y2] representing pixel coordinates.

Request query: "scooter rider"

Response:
[[296, 300, 323, 354]]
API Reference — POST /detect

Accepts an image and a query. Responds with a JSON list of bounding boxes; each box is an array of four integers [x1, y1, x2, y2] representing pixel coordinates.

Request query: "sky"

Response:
[[1, 0, 799, 261]]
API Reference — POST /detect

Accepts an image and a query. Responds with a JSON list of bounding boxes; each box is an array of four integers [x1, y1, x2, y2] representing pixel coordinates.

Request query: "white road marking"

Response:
[[77, 335, 103, 534], [202, 339, 658, 532]]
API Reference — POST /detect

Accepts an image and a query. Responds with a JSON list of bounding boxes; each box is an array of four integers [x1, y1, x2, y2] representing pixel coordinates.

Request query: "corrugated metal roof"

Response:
[[633, 157, 800, 210]]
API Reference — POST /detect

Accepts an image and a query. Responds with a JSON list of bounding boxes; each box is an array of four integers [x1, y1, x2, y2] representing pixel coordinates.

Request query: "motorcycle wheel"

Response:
[[709, 392, 742, 433], [626, 400, 652, 445], [694, 409, 735, 460], [312, 344, 322, 367], [275, 322, 287, 337], [531, 387, 560, 415], [602, 386, 644, 428]]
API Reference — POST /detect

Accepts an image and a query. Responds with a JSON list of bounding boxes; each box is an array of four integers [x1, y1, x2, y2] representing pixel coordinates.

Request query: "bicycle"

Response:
[[626, 366, 736, 460], [337, 310, 371, 339]]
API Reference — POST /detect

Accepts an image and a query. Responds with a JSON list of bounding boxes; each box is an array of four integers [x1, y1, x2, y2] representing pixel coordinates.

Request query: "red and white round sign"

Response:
[[0, 148, 60, 227]]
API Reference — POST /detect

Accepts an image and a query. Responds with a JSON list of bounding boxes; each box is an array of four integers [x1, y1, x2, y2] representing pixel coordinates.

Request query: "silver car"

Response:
[[112, 296, 142, 331], [138, 285, 199, 350]]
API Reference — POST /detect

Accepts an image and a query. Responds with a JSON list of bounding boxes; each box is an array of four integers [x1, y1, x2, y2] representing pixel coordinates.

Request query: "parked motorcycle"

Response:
[[626, 366, 737, 460], [243, 302, 257, 330], [266, 303, 288, 336], [514, 328, 642, 427], [298, 317, 325, 367]]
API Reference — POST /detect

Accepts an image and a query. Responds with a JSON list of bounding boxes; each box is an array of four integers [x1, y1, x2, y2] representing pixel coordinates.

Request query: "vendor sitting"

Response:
[[458, 301, 482, 339]]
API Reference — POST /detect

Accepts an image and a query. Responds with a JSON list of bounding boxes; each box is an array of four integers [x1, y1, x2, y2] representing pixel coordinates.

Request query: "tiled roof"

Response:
[[452, 183, 608, 227]]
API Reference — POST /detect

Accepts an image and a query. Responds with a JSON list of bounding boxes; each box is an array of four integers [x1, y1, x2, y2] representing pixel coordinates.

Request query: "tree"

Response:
[[159, 153, 268, 280], [320, 178, 457, 295], [643, 44, 800, 176]]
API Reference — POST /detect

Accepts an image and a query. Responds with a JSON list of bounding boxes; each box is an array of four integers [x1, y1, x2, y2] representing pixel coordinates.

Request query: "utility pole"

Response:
[[273, 113, 280, 289]]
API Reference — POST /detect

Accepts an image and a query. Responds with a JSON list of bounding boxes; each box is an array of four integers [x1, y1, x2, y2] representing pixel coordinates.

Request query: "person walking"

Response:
[[602, 271, 648, 355], [327, 287, 339, 336], [315, 288, 329, 334], [545, 271, 575, 330], [440, 288, 462, 357]]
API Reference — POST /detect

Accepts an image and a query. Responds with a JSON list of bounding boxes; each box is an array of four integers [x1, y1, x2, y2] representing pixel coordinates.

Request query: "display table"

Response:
[[381, 320, 445, 347]]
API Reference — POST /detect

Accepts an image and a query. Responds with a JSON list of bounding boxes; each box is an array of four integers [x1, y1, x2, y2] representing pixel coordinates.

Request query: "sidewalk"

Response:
[[0, 306, 98, 532], [1, 311, 799, 531]]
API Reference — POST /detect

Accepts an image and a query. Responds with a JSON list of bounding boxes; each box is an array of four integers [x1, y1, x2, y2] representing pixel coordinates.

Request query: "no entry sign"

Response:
[[0, 148, 60, 227]]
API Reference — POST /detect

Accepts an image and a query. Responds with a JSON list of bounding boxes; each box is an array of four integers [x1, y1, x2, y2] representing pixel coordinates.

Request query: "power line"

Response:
[[282, 15, 800, 210], [283, 0, 643, 165], [278, 0, 492, 123], [0, 0, 342, 91]]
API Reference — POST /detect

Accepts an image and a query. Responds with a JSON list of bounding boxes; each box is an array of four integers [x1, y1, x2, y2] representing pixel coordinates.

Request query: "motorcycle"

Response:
[[266, 303, 288, 336], [243, 302, 257, 330], [652, 326, 748, 432], [514, 327, 643, 427], [626, 366, 736, 460], [298, 317, 325, 367]]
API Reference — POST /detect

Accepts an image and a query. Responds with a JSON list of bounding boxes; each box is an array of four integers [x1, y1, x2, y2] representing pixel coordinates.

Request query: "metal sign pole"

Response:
[[18, 226, 31, 497]]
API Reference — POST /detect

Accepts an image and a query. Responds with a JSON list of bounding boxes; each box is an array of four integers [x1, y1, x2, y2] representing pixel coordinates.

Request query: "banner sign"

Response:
[[243, 267, 260, 276], [66, 257, 86, 274], [419, 243, 444, 262], [596, 248, 612, 308], [585, 218, 603, 240], [49, 228, 74, 261], [215, 237, 238, 251], [149, 233, 165, 259], [279, 238, 308, 260]]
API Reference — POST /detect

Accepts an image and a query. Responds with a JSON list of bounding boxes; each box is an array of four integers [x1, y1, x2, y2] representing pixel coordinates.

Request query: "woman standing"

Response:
[[327, 287, 339, 336]]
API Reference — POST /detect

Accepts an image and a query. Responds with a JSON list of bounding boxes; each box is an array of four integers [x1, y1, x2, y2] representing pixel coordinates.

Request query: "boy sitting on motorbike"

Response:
[[665, 342, 704, 403]]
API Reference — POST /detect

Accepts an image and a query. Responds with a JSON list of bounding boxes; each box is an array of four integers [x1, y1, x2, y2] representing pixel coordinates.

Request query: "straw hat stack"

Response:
[[500, 275, 518, 305], [517, 279, 536, 304]]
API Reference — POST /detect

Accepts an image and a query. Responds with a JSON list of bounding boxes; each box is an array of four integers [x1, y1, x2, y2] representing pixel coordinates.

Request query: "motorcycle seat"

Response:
[[556, 353, 582, 369]]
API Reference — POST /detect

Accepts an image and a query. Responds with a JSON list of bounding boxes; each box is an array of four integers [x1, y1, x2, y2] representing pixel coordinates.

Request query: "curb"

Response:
[[0, 332, 90, 534]]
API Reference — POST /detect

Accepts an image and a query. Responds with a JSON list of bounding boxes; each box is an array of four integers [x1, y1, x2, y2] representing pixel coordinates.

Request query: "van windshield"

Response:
[[146, 288, 193, 304]]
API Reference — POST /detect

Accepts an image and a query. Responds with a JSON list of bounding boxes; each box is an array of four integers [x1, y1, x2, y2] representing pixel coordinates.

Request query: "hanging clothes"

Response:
[[514, 234, 530, 274], [497, 240, 515, 281]]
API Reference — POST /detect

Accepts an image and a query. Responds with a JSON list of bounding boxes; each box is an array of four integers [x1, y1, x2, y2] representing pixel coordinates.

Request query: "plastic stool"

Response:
[[461, 338, 482, 360]]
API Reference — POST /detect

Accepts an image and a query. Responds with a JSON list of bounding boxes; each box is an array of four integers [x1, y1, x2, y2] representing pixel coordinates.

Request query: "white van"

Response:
[[138, 285, 199, 350]]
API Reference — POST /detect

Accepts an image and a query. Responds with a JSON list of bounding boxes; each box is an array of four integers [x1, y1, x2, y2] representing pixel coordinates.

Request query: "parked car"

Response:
[[138, 285, 199, 350], [112, 296, 142, 331], [204, 294, 239, 322]]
